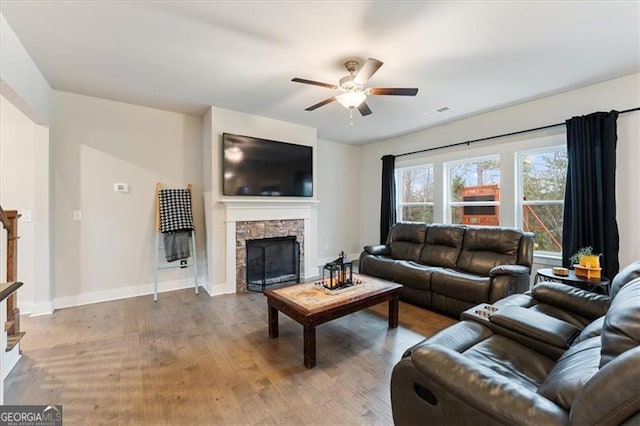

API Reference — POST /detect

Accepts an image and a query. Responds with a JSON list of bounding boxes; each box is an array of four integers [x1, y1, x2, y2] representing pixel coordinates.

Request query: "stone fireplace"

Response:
[[236, 221, 304, 292], [222, 199, 317, 294]]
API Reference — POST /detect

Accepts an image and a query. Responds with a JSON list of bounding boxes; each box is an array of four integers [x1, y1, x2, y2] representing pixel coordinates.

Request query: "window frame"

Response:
[[395, 163, 435, 223]]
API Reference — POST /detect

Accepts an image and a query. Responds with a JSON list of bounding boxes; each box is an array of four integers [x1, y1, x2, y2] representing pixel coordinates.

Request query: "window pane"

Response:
[[522, 150, 567, 201], [449, 158, 500, 202], [448, 157, 500, 226], [519, 147, 567, 254], [523, 204, 563, 252], [399, 166, 434, 203], [401, 205, 434, 223]]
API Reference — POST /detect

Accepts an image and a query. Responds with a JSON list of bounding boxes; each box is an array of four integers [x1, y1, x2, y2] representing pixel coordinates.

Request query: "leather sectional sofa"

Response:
[[359, 223, 534, 317], [391, 260, 640, 425]]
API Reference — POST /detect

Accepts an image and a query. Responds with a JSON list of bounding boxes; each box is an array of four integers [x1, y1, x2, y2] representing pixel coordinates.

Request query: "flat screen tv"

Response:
[[222, 133, 313, 197]]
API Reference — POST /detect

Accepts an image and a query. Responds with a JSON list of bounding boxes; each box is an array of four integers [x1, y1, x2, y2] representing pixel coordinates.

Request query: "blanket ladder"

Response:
[[154, 183, 198, 302]]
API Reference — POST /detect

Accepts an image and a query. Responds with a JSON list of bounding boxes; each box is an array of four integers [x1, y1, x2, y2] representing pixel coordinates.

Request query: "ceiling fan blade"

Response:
[[292, 78, 337, 90], [305, 96, 337, 111], [357, 102, 372, 116], [354, 58, 383, 85], [369, 88, 419, 96]]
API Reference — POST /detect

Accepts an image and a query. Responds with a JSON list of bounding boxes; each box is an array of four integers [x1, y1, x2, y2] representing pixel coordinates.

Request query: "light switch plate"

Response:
[[20, 210, 33, 222], [73, 210, 82, 221]]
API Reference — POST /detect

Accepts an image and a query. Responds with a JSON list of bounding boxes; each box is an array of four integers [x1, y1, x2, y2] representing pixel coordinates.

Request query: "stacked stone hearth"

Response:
[[235, 219, 305, 292]]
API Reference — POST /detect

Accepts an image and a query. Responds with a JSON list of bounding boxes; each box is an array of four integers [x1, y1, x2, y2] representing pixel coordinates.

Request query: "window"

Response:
[[447, 156, 501, 226], [518, 147, 567, 254], [396, 164, 434, 222]]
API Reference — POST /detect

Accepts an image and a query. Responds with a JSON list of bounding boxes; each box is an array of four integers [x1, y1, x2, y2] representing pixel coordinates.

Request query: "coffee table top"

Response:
[[264, 273, 401, 314]]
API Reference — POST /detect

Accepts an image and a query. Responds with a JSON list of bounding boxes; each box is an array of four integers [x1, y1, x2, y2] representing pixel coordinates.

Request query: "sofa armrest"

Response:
[[532, 282, 610, 320], [490, 264, 529, 277], [411, 344, 568, 425], [489, 305, 580, 349], [363, 244, 390, 256]]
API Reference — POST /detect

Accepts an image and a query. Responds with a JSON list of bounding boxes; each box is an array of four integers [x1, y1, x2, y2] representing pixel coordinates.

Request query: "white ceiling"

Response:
[[1, 1, 639, 144]]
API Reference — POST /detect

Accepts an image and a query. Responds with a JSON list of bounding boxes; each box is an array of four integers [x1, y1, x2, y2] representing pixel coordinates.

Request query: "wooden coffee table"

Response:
[[264, 274, 401, 368]]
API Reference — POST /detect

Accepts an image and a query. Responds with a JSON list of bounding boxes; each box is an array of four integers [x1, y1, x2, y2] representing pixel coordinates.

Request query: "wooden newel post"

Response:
[[5, 210, 20, 335]]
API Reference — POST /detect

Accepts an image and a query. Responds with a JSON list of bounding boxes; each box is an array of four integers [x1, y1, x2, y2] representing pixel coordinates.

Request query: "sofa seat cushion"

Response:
[[392, 261, 433, 291], [457, 227, 523, 275], [359, 255, 397, 281], [463, 335, 556, 392], [431, 268, 491, 304], [537, 336, 601, 411]]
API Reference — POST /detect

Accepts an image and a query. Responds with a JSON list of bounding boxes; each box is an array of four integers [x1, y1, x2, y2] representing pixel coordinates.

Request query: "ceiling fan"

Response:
[[292, 58, 418, 126]]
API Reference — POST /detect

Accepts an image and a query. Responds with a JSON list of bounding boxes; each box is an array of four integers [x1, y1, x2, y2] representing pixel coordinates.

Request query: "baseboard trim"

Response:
[[208, 282, 235, 297], [52, 279, 206, 312], [29, 301, 54, 317]]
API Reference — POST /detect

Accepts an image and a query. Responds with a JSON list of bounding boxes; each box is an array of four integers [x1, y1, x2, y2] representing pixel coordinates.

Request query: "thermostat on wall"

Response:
[[114, 183, 129, 193]]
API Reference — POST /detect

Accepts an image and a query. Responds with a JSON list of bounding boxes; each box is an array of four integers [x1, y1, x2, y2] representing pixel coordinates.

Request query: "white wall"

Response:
[[50, 91, 204, 307], [359, 73, 640, 269], [316, 139, 361, 263], [203, 107, 318, 292], [0, 13, 52, 316], [0, 96, 36, 311], [0, 14, 50, 125]]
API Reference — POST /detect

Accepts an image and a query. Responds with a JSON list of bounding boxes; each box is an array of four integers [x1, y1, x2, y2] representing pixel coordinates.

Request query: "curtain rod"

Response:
[[392, 107, 640, 159]]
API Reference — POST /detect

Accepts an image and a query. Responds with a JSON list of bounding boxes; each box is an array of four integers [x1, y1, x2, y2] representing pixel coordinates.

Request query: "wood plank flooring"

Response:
[[5, 289, 456, 425]]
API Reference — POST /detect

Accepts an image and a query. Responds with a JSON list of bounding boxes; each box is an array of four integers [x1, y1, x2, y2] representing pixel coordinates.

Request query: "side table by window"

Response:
[[534, 268, 610, 295]]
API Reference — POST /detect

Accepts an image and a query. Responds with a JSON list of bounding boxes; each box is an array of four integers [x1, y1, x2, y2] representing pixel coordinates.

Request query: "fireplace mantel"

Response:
[[221, 198, 318, 293]]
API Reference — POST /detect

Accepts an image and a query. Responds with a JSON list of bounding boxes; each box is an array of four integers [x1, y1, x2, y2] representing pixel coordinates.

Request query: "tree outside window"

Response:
[[519, 148, 567, 253], [396, 165, 434, 223]]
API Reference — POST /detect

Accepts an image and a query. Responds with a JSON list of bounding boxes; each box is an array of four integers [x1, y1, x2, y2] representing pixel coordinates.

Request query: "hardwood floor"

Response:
[[5, 289, 456, 425]]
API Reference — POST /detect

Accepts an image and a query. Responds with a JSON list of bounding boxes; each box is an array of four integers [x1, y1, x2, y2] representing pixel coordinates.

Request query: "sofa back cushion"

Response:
[[537, 336, 601, 411], [610, 260, 640, 300], [456, 226, 523, 275], [388, 222, 427, 261], [600, 277, 640, 368], [419, 224, 465, 268]]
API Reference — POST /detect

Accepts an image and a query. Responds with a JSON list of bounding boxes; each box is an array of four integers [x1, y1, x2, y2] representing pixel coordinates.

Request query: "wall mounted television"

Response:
[[222, 133, 313, 197]]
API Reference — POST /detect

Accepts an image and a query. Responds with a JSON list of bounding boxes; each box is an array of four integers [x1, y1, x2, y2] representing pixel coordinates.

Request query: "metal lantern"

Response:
[[322, 251, 353, 290]]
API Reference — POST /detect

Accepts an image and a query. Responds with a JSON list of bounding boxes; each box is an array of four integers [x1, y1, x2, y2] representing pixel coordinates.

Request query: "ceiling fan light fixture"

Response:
[[336, 91, 367, 109]]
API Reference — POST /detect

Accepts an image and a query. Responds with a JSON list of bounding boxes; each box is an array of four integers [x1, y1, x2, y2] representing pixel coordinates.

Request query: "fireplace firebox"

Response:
[[246, 236, 300, 292]]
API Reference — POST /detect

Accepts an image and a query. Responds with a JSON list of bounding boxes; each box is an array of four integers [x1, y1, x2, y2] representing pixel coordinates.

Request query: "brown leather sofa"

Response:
[[359, 223, 534, 317], [390, 260, 640, 425]]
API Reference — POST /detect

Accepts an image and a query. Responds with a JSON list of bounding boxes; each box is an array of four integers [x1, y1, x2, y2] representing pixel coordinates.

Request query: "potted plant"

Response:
[[569, 246, 599, 267]]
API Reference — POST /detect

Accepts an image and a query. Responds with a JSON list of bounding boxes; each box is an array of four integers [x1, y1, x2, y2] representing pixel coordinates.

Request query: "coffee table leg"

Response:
[[389, 296, 399, 328], [303, 325, 316, 368], [268, 304, 279, 338]]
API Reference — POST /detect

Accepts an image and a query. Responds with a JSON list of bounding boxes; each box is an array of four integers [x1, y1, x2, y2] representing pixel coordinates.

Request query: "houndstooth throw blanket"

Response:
[[159, 189, 194, 233]]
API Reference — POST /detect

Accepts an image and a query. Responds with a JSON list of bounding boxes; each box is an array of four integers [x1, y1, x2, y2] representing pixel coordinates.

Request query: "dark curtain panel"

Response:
[[562, 111, 619, 278], [380, 155, 397, 244]]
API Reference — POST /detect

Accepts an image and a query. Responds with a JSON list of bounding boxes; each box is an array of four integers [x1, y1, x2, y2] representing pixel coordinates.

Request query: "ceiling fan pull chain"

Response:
[[349, 107, 354, 127]]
